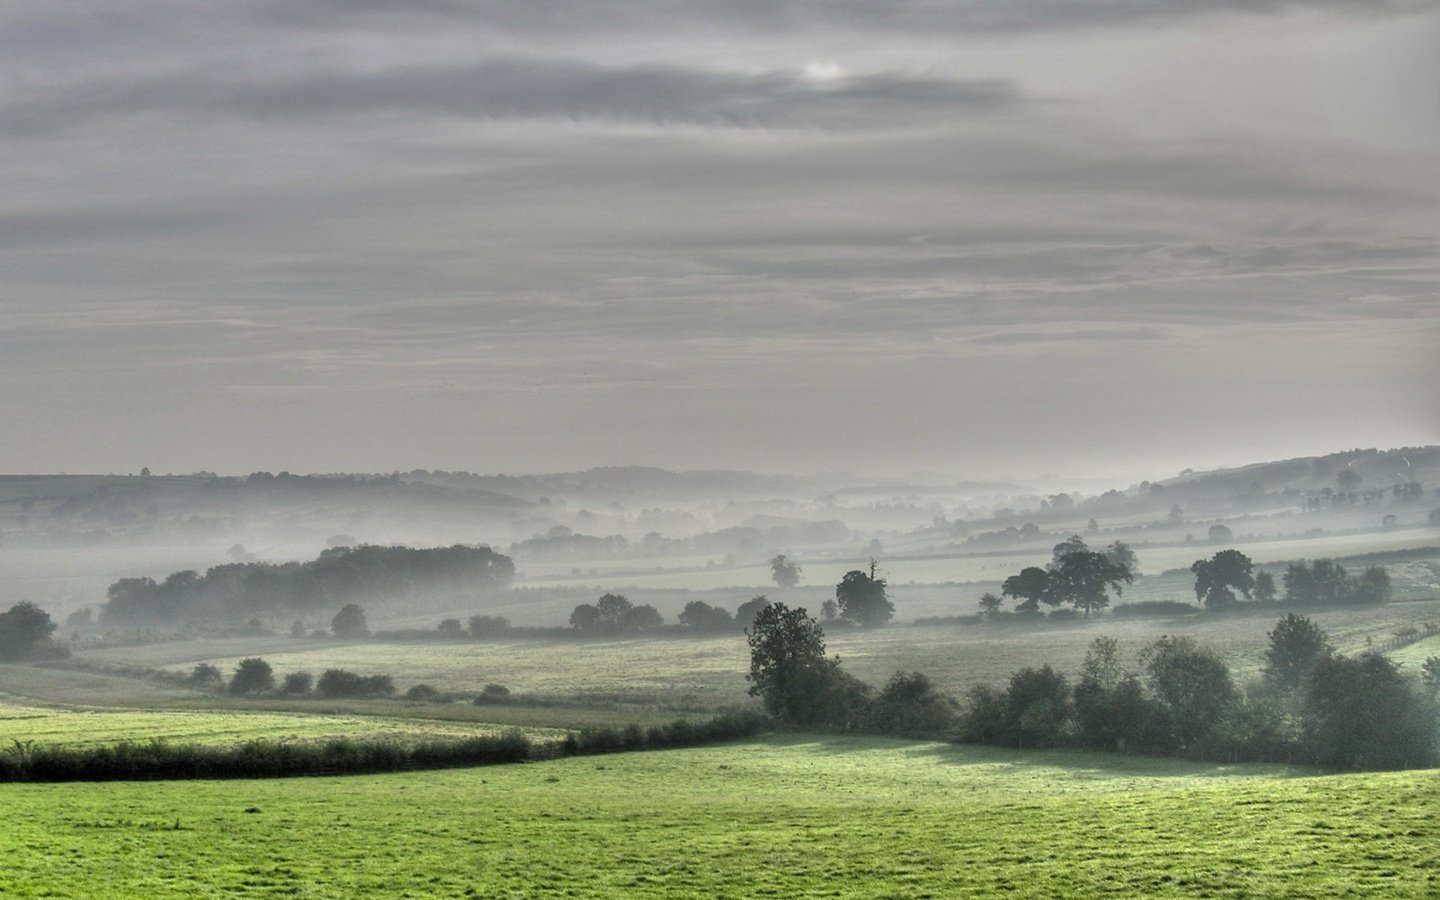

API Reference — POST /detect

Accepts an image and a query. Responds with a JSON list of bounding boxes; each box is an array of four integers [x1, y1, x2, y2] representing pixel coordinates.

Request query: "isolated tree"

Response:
[[468, 615, 509, 637], [437, 618, 464, 634], [835, 565, 894, 627], [189, 662, 223, 685], [770, 554, 802, 589], [229, 658, 275, 695], [1207, 524, 1233, 543], [735, 596, 772, 630], [331, 604, 369, 639], [1001, 567, 1051, 614], [1337, 470, 1362, 491], [1168, 505, 1185, 526], [1262, 614, 1331, 693], [0, 602, 57, 660], [820, 599, 838, 622], [1252, 570, 1278, 604], [978, 592, 1003, 618], [1190, 549, 1256, 609], [1047, 550, 1132, 617]]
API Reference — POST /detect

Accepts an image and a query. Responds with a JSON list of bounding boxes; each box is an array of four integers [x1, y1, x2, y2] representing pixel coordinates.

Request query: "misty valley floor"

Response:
[[2, 735, 1437, 898]]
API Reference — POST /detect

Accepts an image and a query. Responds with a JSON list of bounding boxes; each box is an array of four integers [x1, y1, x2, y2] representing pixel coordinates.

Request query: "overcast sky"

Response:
[[3, 1, 1437, 483]]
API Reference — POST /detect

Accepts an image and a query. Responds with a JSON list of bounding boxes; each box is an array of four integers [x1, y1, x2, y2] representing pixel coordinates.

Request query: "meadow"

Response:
[[70, 595, 1440, 714], [0, 734, 1436, 897], [0, 699, 567, 750]]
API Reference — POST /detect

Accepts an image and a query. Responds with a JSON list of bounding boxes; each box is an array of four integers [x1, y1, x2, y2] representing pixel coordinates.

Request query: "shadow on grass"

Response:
[[756, 731, 1312, 781]]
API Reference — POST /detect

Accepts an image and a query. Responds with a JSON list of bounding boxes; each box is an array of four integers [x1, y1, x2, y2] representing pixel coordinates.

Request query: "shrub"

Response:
[[229, 658, 274, 695], [189, 663, 223, 685], [405, 683, 441, 702], [280, 671, 313, 695], [316, 669, 394, 699]]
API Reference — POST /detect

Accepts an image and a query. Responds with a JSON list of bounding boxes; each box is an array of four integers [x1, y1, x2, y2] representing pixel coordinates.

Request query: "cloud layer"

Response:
[[1, 0, 1437, 478]]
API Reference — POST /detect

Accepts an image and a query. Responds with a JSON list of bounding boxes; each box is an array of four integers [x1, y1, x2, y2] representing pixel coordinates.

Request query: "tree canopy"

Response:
[[1191, 549, 1256, 609], [835, 566, 894, 627]]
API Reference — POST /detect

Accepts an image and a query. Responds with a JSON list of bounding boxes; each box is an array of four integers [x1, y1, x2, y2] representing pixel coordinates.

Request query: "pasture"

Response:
[[0, 700, 566, 750], [0, 734, 1436, 897], [72, 595, 1440, 713]]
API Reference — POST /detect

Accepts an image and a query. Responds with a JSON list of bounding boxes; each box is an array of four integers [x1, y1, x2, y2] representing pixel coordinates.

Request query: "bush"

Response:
[[866, 672, 959, 738], [316, 669, 395, 699], [473, 683, 512, 704], [280, 671, 313, 695], [1110, 601, 1200, 619], [405, 683, 441, 702], [189, 663, 223, 685], [229, 658, 274, 695]]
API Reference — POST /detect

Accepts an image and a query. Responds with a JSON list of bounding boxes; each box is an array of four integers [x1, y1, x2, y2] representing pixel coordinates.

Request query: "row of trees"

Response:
[[198, 658, 397, 699], [103, 544, 515, 626], [746, 603, 1439, 770], [961, 616, 1436, 770]]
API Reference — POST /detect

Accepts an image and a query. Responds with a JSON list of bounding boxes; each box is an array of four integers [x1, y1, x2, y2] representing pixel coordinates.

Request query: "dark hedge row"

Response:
[[0, 710, 768, 782]]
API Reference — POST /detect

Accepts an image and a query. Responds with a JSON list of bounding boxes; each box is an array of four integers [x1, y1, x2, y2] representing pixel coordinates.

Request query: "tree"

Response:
[[1336, 469, 1362, 491], [820, 599, 838, 622], [679, 601, 733, 631], [1302, 653, 1435, 770], [1001, 665, 1072, 748], [1284, 560, 1350, 605], [746, 603, 859, 724], [569, 604, 601, 630], [1352, 566, 1391, 604], [770, 554, 802, 589], [1047, 550, 1132, 617], [1141, 636, 1236, 749], [1262, 614, 1331, 693], [1103, 541, 1139, 576], [437, 618, 465, 634], [0, 602, 58, 660], [595, 593, 634, 628], [331, 604, 369, 638], [281, 671, 313, 695], [468, 614, 509, 637], [621, 603, 664, 630], [1051, 535, 1088, 565], [189, 663, 222, 685], [735, 596, 772, 630], [1190, 549, 1256, 609], [1208, 524, 1233, 543], [835, 565, 894, 627], [1001, 567, 1051, 614], [978, 592, 1003, 618], [867, 671, 958, 737], [317, 669, 395, 698], [230, 658, 275, 695], [1252, 570, 1278, 604]]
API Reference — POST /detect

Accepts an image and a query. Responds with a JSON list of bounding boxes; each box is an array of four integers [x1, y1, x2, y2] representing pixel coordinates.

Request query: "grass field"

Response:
[[0, 700, 566, 750], [71, 596, 1440, 713], [0, 734, 1435, 897]]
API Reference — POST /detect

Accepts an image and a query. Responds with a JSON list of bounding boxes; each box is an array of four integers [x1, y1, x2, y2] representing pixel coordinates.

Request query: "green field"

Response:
[[69, 596, 1440, 713], [0, 700, 566, 750], [0, 734, 1435, 897]]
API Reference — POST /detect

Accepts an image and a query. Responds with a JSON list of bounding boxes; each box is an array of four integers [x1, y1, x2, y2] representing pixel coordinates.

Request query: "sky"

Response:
[[2, 0, 1437, 483]]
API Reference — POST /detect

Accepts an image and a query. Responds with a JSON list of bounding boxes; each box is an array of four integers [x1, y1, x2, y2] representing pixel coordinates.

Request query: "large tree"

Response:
[[1001, 567, 1051, 614], [1141, 636, 1236, 749], [331, 603, 369, 638], [1262, 613, 1331, 693], [746, 603, 833, 721], [1047, 550, 1132, 617], [835, 566, 894, 627], [0, 602, 57, 660], [1191, 549, 1256, 609]]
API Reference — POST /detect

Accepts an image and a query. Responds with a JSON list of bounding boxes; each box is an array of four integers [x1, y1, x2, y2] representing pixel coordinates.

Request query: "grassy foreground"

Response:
[[1, 735, 1436, 897]]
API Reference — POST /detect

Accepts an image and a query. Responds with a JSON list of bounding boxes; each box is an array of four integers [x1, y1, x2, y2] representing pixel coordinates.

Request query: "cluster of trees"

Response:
[[1283, 559, 1392, 606], [0, 603, 67, 661], [986, 537, 1135, 618], [102, 544, 515, 626], [959, 616, 1436, 770], [747, 603, 1437, 770], [745, 603, 955, 736], [196, 658, 396, 699], [568, 594, 664, 632]]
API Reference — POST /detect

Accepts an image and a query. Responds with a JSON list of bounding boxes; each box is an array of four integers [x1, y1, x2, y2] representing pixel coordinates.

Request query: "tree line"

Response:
[[747, 603, 1439, 771], [102, 544, 514, 626]]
